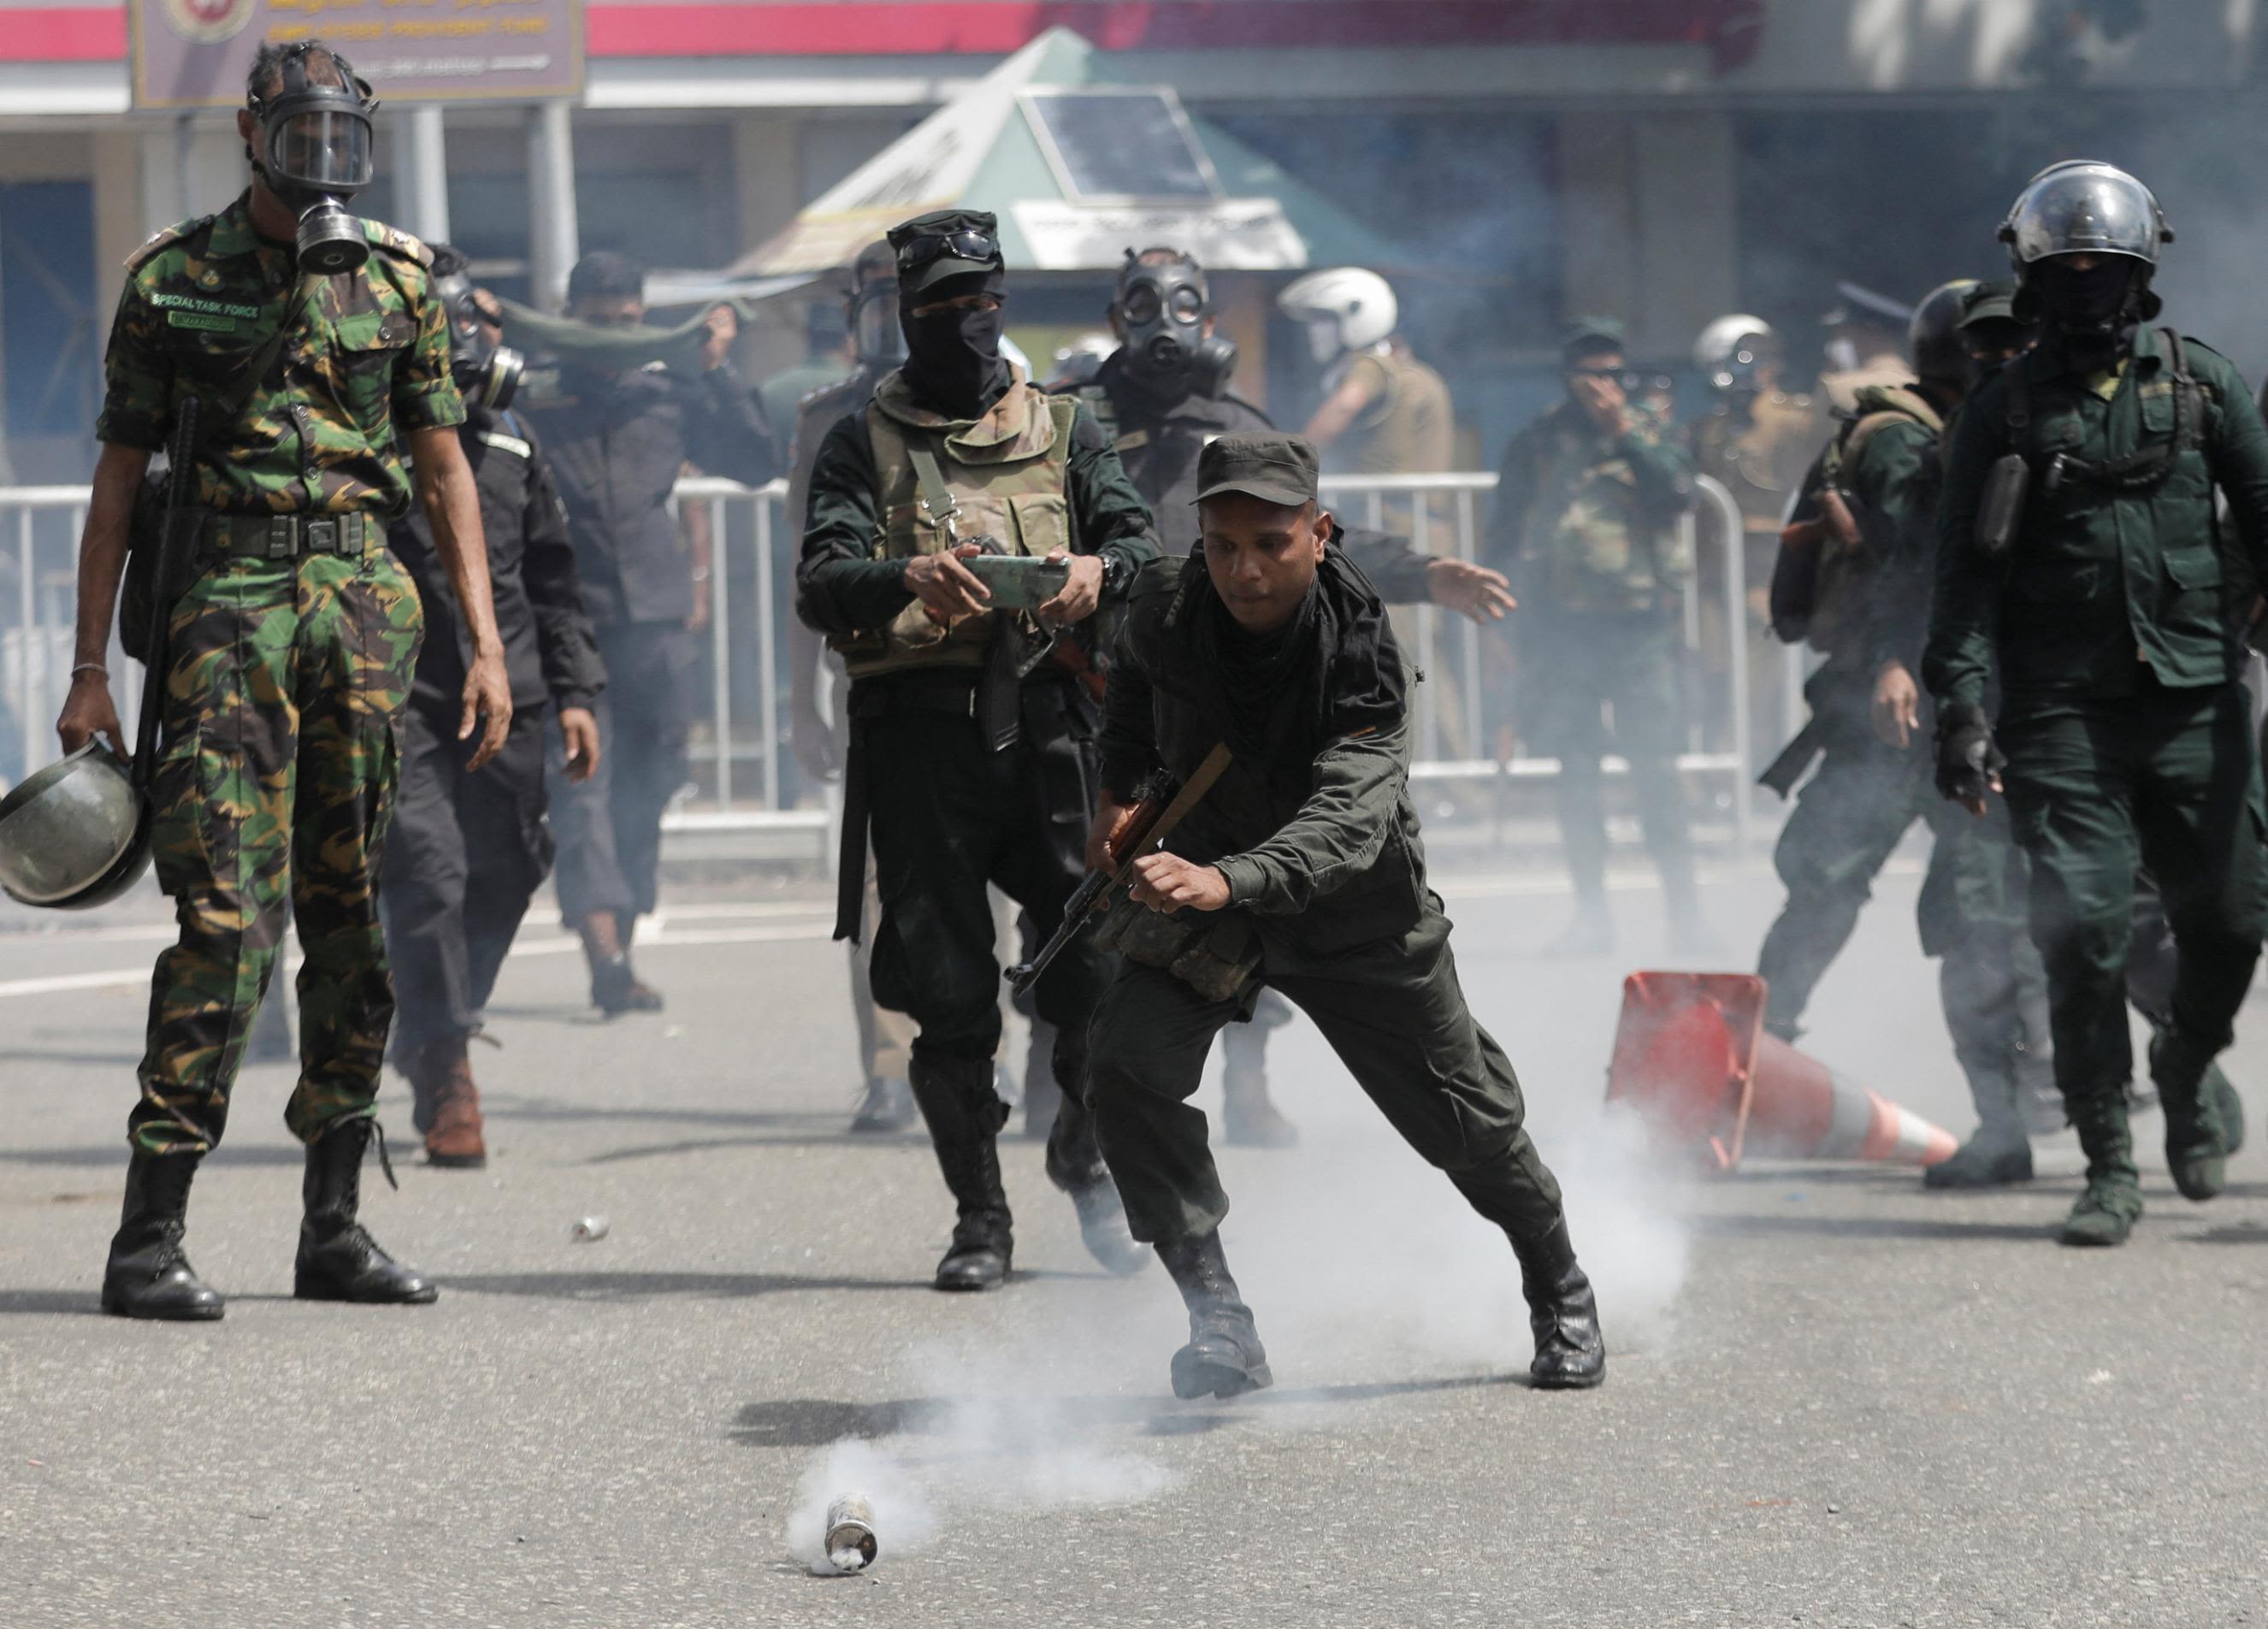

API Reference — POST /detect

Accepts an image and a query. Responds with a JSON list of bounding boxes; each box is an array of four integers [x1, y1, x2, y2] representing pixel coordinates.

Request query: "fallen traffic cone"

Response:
[[1604, 971, 1958, 1173]]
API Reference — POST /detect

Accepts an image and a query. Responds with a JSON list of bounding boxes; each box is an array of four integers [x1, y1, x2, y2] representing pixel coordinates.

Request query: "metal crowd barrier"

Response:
[[0, 472, 1760, 852]]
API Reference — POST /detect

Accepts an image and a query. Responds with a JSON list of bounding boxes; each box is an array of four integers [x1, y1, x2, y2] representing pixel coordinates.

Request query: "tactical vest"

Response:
[[833, 370, 1078, 681], [1794, 384, 1942, 662]]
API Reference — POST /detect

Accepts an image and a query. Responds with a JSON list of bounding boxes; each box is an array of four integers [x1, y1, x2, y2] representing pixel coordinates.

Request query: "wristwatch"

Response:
[[1098, 550, 1131, 600]]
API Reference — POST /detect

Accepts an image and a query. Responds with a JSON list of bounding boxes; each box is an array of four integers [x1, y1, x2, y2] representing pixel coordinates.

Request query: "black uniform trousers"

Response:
[[856, 671, 1111, 1185], [1088, 908, 1567, 1248], [380, 699, 555, 1058], [548, 622, 695, 927]]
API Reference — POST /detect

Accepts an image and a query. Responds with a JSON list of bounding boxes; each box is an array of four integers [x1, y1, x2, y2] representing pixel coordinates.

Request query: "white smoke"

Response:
[[783, 1329, 1177, 1574]]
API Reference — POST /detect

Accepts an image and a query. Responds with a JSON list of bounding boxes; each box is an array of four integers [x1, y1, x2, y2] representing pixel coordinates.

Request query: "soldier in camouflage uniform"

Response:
[[57, 41, 512, 1320], [1486, 317, 1709, 954]]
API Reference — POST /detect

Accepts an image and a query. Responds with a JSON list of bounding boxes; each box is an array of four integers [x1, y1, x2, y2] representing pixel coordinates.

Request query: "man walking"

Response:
[[519, 251, 772, 1014]]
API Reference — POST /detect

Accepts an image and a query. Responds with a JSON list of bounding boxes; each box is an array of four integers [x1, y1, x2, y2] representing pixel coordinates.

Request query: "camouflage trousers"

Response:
[[130, 546, 421, 1155]]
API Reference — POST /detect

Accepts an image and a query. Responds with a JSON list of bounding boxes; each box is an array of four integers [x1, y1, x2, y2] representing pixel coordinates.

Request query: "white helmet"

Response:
[[1279, 267, 1398, 363], [1692, 314, 1774, 374]]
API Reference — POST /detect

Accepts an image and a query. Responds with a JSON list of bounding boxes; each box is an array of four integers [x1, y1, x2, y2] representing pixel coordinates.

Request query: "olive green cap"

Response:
[[1958, 280, 2021, 330], [1194, 432, 1319, 507], [1561, 316, 1627, 362]]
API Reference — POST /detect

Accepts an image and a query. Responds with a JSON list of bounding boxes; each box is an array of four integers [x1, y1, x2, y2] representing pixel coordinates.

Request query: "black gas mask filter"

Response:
[[247, 44, 380, 274], [1115, 248, 1237, 398], [434, 269, 523, 412]]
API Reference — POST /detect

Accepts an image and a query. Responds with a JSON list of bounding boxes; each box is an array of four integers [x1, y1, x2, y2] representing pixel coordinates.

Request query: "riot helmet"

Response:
[[1113, 247, 1237, 398], [1692, 314, 1776, 392], [0, 741, 151, 911], [1278, 268, 1397, 365], [430, 247, 523, 412], [2000, 160, 2172, 269], [845, 239, 904, 372], [1907, 280, 1980, 387], [2000, 162, 2172, 351], [246, 42, 380, 274]]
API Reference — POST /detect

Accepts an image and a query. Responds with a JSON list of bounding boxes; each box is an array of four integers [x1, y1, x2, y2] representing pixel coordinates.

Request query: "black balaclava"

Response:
[[900, 269, 1010, 419], [2030, 257, 2147, 369]]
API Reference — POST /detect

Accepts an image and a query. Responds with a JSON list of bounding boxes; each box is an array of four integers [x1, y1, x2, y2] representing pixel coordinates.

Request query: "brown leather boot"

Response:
[[422, 1037, 487, 1169]]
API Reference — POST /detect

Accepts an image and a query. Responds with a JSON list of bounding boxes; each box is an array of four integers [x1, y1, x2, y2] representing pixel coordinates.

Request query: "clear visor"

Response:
[[2008, 169, 2162, 265], [268, 109, 373, 192], [853, 285, 905, 368]]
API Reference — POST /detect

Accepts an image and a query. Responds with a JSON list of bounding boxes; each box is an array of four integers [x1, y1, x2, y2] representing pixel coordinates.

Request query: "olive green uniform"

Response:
[[96, 192, 463, 1154], [1486, 398, 1700, 916], [1926, 328, 2268, 1192], [1086, 549, 1568, 1251], [1756, 387, 2049, 1144]]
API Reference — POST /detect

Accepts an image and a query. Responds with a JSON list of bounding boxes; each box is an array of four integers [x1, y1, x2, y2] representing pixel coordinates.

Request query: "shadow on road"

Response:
[[446, 1268, 935, 1302], [1694, 1213, 2051, 1242], [0, 1290, 103, 1316], [729, 1374, 1504, 1449]]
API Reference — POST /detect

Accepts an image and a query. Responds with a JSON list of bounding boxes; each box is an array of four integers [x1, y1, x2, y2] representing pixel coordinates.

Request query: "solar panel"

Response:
[[1023, 90, 1222, 203]]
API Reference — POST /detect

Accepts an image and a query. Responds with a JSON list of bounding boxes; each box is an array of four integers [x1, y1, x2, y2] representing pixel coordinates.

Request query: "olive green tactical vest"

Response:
[[837, 369, 1078, 681], [1806, 383, 1943, 662]]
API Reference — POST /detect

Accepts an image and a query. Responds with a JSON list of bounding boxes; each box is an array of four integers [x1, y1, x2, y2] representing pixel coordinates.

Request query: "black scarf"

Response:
[[899, 271, 1010, 419]]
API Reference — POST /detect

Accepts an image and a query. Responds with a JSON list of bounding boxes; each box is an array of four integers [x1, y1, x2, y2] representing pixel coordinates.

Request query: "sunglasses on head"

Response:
[[896, 230, 999, 273]]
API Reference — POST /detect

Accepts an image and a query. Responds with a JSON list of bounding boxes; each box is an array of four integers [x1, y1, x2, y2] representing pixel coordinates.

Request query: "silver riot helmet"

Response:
[[845, 239, 905, 372], [1692, 314, 1775, 393], [0, 741, 151, 910], [1907, 279, 1980, 387], [1114, 247, 1237, 398], [432, 264, 523, 411], [1999, 159, 2173, 269], [247, 43, 380, 274]]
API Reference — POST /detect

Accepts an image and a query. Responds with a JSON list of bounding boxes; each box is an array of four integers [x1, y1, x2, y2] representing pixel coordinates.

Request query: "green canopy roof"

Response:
[[730, 28, 1405, 279]]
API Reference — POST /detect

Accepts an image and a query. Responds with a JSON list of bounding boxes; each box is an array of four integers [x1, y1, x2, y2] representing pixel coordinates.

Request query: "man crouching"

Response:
[[1085, 432, 1605, 1398]]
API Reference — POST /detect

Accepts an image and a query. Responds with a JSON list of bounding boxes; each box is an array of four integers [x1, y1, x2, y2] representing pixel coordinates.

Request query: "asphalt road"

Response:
[[2, 855, 2264, 1628]]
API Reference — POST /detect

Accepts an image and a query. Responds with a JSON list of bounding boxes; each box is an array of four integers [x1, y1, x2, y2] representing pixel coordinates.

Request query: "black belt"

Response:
[[200, 511, 374, 559]]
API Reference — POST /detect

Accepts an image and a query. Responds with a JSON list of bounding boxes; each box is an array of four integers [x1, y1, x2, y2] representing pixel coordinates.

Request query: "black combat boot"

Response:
[[2153, 1030, 2230, 1202], [101, 1152, 224, 1321], [1156, 1231, 1273, 1401], [293, 1118, 439, 1303], [1043, 1095, 1150, 1277], [1925, 1063, 2034, 1190], [2061, 1089, 2143, 1248], [908, 1056, 1014, 1290], [1509, 1219, 1606, 1390]]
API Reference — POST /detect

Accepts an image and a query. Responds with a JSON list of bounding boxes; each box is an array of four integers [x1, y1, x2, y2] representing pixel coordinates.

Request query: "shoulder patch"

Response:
[[362, 219, 435, 269], [125, 215, 208, 274]]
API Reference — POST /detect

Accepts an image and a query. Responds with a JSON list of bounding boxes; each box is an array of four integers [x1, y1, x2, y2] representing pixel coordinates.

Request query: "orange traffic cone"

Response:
[[1605, 971, 1958, 1173]]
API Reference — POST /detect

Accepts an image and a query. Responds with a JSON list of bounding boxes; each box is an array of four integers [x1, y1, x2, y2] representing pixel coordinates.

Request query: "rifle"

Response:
[[1007, 741, 1234, 998], [132, 395, 202, 791]]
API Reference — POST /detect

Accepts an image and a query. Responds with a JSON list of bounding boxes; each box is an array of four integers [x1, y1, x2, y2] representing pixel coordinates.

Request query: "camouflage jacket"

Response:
[[96, 189, 464, 516], [1485, 398, 1696, 614]]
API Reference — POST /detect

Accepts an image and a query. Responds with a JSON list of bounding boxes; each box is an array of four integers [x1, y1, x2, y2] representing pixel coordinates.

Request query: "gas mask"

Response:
[[849, 274, 906, 371], [247, 44, 380, 275], [1114, 250, 1237, 398], [434, 269, 523, 412]]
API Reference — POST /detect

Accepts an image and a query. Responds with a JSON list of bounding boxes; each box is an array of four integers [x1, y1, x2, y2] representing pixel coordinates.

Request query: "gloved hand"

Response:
[[1934, 700, 2006, 814]]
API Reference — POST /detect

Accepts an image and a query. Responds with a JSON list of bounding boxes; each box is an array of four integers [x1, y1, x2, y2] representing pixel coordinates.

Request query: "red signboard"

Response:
[[128, 0, 586, 108]]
